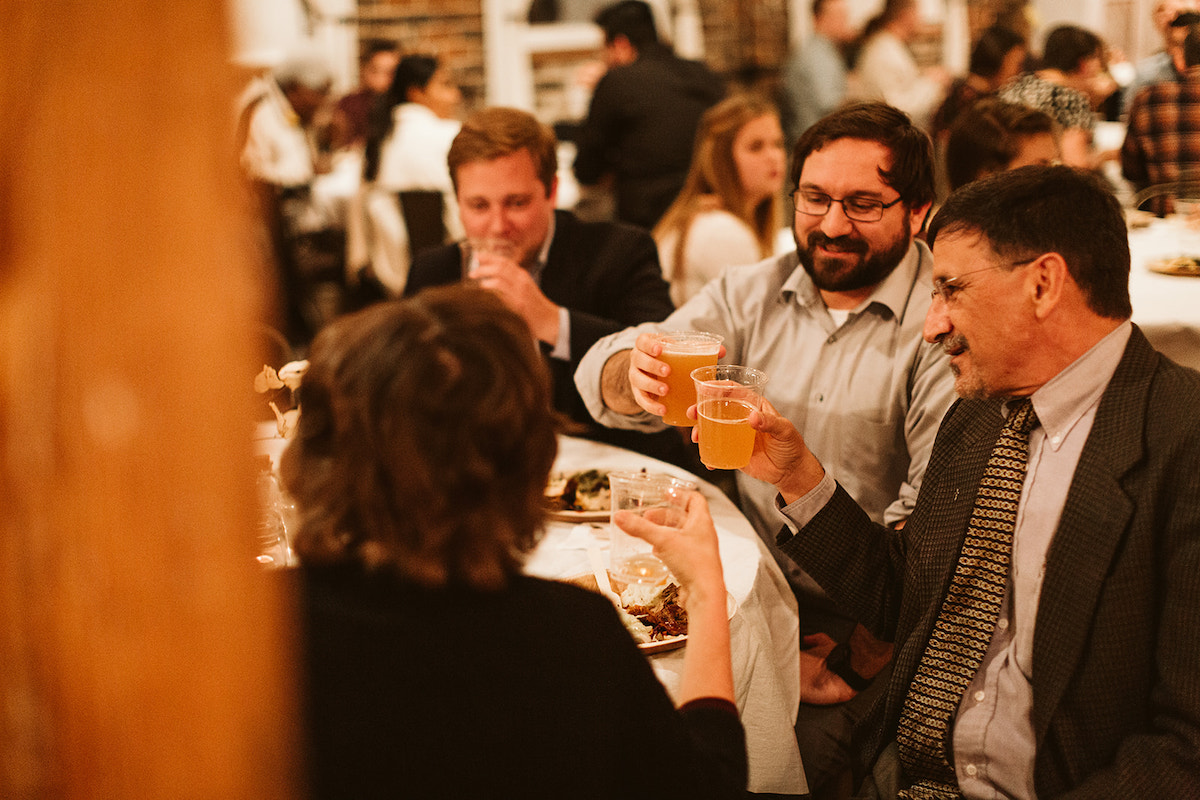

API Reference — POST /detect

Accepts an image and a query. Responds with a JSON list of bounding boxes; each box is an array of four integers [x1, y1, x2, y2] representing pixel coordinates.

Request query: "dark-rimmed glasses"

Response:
[[930, 258, 1039, 303], [791, 189, 902, 222]]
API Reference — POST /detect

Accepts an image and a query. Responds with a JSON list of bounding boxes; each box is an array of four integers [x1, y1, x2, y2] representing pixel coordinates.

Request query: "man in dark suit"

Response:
[[404, 106, 694, 468], [735, 165, 1200, 797], [572, 0, 724, 229]]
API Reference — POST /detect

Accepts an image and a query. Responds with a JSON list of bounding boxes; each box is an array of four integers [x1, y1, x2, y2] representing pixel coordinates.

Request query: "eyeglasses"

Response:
[[930, 258, 1038, 303], [791, 189, 903, 223]]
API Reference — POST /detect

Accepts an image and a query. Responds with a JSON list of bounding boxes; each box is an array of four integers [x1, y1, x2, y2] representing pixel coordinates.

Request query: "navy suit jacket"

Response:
[[404, 210, 697, 467], [782, 326, 1200, 796]]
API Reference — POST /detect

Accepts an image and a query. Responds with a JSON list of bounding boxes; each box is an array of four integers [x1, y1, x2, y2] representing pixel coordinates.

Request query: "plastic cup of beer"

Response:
[[692, 365, 768, 470], [655, 331, 723, 426], [607, 470, 696, 589]]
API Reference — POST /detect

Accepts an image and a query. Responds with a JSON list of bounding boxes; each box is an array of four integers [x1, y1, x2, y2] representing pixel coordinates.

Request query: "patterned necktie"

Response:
[[896, 398, 1039, 799]]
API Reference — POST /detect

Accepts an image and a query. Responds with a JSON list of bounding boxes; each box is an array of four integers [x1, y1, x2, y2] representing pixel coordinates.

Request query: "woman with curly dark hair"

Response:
[[283, 284, 745, 799]]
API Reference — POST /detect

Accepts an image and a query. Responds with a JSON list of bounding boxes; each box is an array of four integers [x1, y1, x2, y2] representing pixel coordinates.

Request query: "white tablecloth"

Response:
[[525, 435, 806, 795], [1127, 217, 1200, 372]]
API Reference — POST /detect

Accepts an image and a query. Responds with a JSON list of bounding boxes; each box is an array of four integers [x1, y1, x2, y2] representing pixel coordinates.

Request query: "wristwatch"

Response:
[[825, 641, 873, 692]]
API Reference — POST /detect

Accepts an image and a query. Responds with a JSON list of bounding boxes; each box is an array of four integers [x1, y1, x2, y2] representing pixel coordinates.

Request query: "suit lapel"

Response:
[[1031, 328, 1158, 742], [537, 210, 574, 304]]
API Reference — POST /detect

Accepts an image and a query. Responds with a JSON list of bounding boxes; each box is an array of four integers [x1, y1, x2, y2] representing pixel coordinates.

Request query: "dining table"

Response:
[[1126, 214, 1200, 372], [527, 434, 806, 796], [255, 426, 807, 795]]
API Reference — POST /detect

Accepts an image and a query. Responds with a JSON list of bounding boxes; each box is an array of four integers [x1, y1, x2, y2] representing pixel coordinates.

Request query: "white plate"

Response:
[[564, 573, 737, 655]]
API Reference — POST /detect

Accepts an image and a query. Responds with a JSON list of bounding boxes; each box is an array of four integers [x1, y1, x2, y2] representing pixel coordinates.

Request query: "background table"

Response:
[[525, 435, 806, 795], [1127, 216, 1200, 372]]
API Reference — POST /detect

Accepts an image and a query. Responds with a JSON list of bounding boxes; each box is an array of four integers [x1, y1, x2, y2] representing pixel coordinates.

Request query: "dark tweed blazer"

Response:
[[404, 209, 696, 466], [781, 326, 1200, 796]]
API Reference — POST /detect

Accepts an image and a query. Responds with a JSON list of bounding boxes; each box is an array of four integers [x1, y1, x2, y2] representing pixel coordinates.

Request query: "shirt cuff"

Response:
[[548, 306, 571, 360], [775, 470, 838, 538]]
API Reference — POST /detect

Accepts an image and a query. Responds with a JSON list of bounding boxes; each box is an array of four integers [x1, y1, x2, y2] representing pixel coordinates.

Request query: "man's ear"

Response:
[[1027, 252, 1067, 320]]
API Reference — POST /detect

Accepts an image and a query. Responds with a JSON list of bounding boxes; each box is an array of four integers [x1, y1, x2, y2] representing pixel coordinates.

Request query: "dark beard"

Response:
[[795, 223, 912, 293]]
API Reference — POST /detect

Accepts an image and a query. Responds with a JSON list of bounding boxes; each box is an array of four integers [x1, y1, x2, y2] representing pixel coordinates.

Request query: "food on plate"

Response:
[[564, 572, 689, 645], [624, 582, 688, 641], [545, 469, 611, 512], [1148, 255, 1200, 276]]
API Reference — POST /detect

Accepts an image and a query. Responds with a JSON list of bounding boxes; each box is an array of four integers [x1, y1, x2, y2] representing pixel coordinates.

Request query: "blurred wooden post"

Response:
[[0, 3, 299, 799]]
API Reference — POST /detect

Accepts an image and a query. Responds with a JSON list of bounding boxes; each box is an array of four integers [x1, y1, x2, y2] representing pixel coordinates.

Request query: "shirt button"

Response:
[[965, 764, 978, 777], [974, 690, 986, 702], [997, 618, 1009, 630]]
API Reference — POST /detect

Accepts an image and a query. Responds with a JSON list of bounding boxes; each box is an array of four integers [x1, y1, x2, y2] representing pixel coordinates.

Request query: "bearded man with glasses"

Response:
[[575, 101, 957, 799]]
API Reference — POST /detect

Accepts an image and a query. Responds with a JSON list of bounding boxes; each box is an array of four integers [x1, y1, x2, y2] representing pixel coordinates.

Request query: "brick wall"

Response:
[[357, 0, 487, 106], [351, 0, 1027, 122]]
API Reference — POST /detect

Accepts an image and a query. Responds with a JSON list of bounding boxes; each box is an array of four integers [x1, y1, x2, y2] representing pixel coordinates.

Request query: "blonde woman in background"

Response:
[[653, 95, 787, 306]]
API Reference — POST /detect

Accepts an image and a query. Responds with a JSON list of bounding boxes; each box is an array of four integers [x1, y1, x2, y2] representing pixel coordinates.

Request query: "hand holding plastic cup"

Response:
[[608, 470, 696, 588], [692, 365, 768, 470], [460, 237, 516, 280], [653, 331, 723, 426]]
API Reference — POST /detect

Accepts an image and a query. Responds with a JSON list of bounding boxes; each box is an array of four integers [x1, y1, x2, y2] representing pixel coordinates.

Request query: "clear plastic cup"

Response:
[[692, 364, 768, 470]]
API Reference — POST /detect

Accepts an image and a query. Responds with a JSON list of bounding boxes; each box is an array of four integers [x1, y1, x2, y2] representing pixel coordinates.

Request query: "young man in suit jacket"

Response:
[[735, 164, 1200, 797], [403, 106, 695, 469]]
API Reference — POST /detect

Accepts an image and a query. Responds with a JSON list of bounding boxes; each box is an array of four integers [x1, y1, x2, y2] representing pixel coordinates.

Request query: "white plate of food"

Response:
[[544, 469, 612, 522], [1147, 255, 1200, 276], [564, 573, 736, 654]]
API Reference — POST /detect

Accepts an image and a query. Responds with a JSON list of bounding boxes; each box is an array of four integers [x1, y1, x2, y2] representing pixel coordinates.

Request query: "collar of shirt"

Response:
[[1017, 319, 1132, 451], [393, 102, 442, 126], [779, 238, 932, 325], [267, 78, 300, 128]]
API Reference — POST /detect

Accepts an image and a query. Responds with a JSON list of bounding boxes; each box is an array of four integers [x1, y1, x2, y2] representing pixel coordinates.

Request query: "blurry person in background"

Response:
[[350, 54, 464, 296], [239, 47, 334, 193], [285, 285, 746, 799], [848, 0, 951, 131], [778, 0, 858, 147], [330, 39, 400, 152], [1122, 23, 1200, 215], [653, 94, 787, 305], [1123, 2, 1200, 116], [931, 25, 1028, 144], [237, 46, 343, 345], [945, 98, 1060, 193], [1000, 24, 1110, 168], [572, 0, 725, 230]]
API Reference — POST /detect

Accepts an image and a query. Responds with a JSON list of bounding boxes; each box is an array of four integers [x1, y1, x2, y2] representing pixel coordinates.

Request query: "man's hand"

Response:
[[627, 331, 672, 416], [799, 633, 858, 705], [599, 332, 727, 418], [731, 399, 825, 504], [470, 254, 560, 345]]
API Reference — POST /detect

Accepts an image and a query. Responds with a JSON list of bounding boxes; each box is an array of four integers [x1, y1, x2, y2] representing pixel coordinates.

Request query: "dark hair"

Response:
[[1041, 25, 1103, 74], [447, 107, 559, 196], [929, 165, 1131, 319], [945, 99, 1056, 190], [790, 101, 935, 211], [1185, 24, 1200, 68], [860, 0, 915, 41], [594, 0, 659, 50], [363, 54, 441, 182], [1169, 10, 1200, 28], [359, 38, 398, 66], [968, 25, 1026, 78], [282, 286, 559, 590]]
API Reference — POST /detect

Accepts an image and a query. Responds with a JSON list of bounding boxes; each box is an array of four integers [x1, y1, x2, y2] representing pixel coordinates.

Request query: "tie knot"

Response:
[[1005, 398, 1038, 436]]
